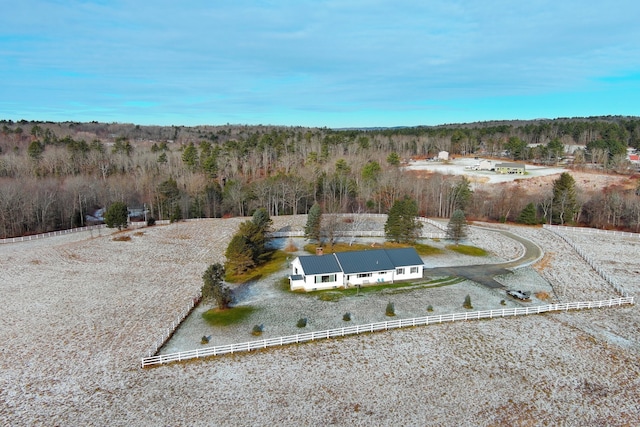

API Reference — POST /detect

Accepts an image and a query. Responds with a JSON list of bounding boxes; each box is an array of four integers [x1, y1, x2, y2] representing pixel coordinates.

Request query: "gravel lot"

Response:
[[1, 217, 638, 426]]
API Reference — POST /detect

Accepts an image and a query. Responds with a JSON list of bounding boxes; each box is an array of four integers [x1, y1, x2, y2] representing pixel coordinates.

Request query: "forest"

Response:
[[1, 116, 640, 238]]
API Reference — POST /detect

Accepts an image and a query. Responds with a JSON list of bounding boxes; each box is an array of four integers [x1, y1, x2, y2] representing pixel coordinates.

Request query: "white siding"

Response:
[[302, 272, 344, 291], [345, 270, 393, 286], [393, 265, 423, 281]]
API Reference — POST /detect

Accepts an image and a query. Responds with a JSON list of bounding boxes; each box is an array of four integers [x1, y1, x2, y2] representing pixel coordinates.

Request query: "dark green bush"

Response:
[[463, 294, 473, 309], [385, 302, 395, 317]]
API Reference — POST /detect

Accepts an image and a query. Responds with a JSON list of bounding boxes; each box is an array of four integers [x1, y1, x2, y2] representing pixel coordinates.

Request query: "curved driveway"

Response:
[[422, 227, 543, 289]]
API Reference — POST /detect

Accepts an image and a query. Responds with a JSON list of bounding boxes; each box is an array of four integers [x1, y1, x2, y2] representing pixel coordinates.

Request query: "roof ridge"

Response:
[[333, 252, 344, 273]]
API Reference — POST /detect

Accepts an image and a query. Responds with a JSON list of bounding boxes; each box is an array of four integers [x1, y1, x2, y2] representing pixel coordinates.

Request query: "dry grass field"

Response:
[[0, 217, 638, 426]]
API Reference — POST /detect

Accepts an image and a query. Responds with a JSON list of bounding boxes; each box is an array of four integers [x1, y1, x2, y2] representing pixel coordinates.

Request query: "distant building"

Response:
[[289, 248, 424, 292], [467, 159, 494, 170], [438, 151, 449, 161], [495, 162, 525, 174]]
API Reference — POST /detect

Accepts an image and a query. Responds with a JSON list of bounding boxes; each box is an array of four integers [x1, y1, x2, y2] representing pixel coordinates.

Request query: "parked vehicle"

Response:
[[506, 290, 531, 300]]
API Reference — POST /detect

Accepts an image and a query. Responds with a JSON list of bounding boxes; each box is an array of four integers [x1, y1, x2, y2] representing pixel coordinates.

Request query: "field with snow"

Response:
[[1, 217, 638, 426], [405, 157, 567, 184]]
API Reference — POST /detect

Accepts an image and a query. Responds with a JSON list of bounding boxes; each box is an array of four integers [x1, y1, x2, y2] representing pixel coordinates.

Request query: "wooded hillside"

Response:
[[1, 116, 639, 238]]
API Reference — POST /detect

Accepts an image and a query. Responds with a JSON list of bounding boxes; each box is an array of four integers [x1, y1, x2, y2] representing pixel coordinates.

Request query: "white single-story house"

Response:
[[289, 247, 424, 292]]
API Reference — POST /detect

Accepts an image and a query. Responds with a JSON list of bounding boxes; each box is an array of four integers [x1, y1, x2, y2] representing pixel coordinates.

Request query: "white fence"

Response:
[[418, 217, 447, 232], [0, 224, 107, 244], [269, 215, 446, 239], [141, 296, 634, 368], [0, 219, 193, 244], [145, 294, 202, 358], [1, 215, 447, 244], [544, 225, 632, 297], [544, 224, 640, 239], [270, 230, 445, 239]]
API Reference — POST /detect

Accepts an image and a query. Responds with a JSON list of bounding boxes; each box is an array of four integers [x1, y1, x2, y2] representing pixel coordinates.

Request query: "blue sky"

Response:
[[1, 1, 639, 128]]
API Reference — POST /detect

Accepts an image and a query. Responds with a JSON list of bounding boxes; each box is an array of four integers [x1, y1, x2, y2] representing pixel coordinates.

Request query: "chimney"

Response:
[[316, 247, 324, 256]]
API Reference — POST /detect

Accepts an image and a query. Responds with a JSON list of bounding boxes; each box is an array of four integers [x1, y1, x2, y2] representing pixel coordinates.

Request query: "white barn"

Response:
[[289, 247, 424, 292]]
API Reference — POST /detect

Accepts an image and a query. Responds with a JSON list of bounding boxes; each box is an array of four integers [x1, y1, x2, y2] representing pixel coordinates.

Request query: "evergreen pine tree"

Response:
[[224, 207, 273, 275], [551, 172, 577, 225], [181, 142, 199, 170], [516, 202, 538, 225], [304, 202, 322, 242], [169, 203, 182, 223], [201, 263, 232, 309], [384, 196, 422, 243], [452, 176, 473, 211], [104, 201, 129, 230], [224, 234, 256, 275], [446, 209, 468, 244]]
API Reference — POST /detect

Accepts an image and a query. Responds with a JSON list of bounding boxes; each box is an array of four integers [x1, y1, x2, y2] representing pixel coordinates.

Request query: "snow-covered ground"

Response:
[[0, 217, 638, 426], [406, 157, 567, 184]]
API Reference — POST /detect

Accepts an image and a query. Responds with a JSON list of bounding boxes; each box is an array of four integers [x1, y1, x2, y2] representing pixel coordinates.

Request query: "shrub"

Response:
[[535, 291, 550, 301], [463, 294, 473, 309], [169, 204, 182, 223], [201, 335, 210, 345], [500, 299, 506, 306], [146, 217, 156, 226], [427, 305, 433, 312], [251, 324, 264, 336], [343, 312, 352, 321], [296, 317, 308, 328], [385, 302, 395, 317]]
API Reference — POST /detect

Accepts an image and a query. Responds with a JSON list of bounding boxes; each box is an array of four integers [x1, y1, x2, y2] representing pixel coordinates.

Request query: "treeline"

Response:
[[0, 117, 639, 238]]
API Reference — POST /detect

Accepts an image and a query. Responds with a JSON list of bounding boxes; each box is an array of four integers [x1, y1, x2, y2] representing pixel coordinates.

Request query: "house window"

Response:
[[378, 272, 386, 275], [315, 274, 336, 284], [410, 266, 419, 274], [357, 273, 372, 279], [396, 268, 405, 275]]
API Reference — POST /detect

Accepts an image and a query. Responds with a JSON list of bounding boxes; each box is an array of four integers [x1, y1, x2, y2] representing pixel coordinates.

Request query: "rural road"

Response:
[[423, 227, 543, 289]]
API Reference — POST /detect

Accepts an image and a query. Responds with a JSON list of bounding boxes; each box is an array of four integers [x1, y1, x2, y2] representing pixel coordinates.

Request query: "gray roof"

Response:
[[336, 250, 396, 274], [384, 247, 424, 267], [495, 162, 525, 168], [298, 254, 341, 275], [297, 247, 423, 276]]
